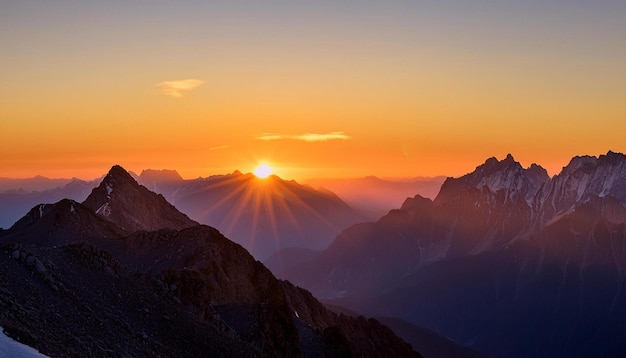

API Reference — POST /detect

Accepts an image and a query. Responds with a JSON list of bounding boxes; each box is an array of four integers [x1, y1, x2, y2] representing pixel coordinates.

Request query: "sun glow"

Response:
[[254, 164, 273, 179]]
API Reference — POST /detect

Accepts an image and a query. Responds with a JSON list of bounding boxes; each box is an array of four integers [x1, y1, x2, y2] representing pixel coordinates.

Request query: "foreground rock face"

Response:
[[0, 165, 419, 357]]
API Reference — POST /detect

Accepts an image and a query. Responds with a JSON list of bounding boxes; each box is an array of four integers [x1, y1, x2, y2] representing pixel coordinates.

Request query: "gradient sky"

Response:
[[1, 1, 625, 180]]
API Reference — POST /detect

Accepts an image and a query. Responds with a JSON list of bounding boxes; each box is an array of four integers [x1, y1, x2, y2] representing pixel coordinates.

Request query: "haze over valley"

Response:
[[1, 151, 626, 356]]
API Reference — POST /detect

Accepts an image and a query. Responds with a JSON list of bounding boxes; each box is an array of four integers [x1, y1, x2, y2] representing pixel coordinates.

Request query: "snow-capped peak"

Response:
[[436, 154, 549, 205], [536, 151, 626, 222]]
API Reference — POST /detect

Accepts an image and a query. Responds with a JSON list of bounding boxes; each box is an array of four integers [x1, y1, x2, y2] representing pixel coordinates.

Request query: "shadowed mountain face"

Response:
[[0, 179, 98, 229], [282, 151, 626, 357], [83, 165, 198, 232], [1, 199, 127, 248], [138, 170, 365, 260], [0, 165, 419, 357]]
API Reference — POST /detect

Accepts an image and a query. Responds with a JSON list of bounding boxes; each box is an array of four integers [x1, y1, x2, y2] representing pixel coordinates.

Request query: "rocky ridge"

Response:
[[83, 165, 198, 232], [0, 165, 419, 357], [279, 151, 626, 357]]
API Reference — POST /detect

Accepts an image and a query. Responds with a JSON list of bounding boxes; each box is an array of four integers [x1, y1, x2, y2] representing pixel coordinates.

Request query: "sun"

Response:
[[253, 164, 273, 179]]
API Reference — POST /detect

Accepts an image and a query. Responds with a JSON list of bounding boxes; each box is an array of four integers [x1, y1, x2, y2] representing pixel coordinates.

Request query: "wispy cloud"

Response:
[[256, 131, 351, 142], [256, 134, 284, 141], [157, 79, 204, 98], [209, 144, 229, 151]]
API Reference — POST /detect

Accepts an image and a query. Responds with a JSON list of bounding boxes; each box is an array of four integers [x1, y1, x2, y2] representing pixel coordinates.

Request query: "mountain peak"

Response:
[[481, 153, 518, 173], [459, 154, 530, 191], [400, 195, 433, 211], [563, 151, 626, 174], [139, 169, 183, 183], [108, 164, 135, 181], [2, 199, 126, 247], [83, 165, 197, 232], [435, 154, 549, 206], [537, 151, 626, 222], [599, 150, 625, 165]]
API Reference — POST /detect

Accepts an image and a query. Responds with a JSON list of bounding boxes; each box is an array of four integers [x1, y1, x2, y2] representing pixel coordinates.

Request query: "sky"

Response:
[[1, 1, 625, 180]]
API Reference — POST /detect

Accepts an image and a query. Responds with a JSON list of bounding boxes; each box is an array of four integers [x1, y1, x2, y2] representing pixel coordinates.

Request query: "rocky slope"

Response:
[[0, 165, 419, 357], [282, 151, 626, 357], [83, 165, 198, 232]]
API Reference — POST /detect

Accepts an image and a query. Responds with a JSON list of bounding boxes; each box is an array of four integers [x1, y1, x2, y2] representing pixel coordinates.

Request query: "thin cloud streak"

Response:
[[209, 145, 229, 151], [157, 79, 204, 98], [256, 131, 351, 142]]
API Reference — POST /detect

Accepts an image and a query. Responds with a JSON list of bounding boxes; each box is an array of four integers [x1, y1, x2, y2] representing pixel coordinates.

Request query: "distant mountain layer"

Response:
[[0, 169, 366, 261], [0, 165, 419, 357], [282, 151, 626, 357], [0, 179, 98, 229], [137, 170, 366, 260], [305, 176, 445, 218], [0, 176, 75, 193]]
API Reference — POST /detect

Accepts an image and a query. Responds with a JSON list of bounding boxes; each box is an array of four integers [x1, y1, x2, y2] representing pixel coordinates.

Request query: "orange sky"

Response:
[[1, 1, 625, 180]]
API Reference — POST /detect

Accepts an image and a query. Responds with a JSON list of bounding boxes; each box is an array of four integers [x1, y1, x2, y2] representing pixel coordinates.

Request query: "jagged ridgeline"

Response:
[[0, 165, 419, 357], [280, 151, 626, 358]]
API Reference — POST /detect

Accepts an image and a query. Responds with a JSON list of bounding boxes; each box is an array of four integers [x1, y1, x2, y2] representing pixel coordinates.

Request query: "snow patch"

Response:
[[105, 182, 113, 198], [0, 327, 49, 357], [38, 204, 45, 218]]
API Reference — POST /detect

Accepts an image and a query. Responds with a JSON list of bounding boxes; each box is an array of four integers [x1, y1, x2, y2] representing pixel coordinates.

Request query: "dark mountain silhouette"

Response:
[[0, 165, 419, 357], [376, 317, 489, 358], [282, 151, 626, 357], [322, 304, 488, 358], [0, 179, 98, 229], [83, 165, 198, 232], [1, 199, 126, 248], [351, 199, 626, 357], [137, 170, 365, 260], [0, 168, 368, 262]]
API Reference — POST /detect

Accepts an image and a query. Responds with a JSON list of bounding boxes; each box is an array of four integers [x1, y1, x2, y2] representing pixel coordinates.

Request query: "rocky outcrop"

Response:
[[533, 151, 626, 225], [83, 165, 198, 232]]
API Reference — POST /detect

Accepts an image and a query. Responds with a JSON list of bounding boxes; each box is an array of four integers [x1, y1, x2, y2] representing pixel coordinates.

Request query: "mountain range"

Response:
[[3, 151, 625, 356], [0, 169, 445, 263], [137, 169, 366, 260], [0, 169, 366, 261], [0, 179, 98, 229], [279, 151, 626, 357], [0, 164, 423, 357]]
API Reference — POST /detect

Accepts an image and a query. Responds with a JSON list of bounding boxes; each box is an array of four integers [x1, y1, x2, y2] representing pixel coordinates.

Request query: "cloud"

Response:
[[157, 79, 204, 98], [256, 134, 285, 141], [209, 145, 229, 151], [256, 131, 351, 142]]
